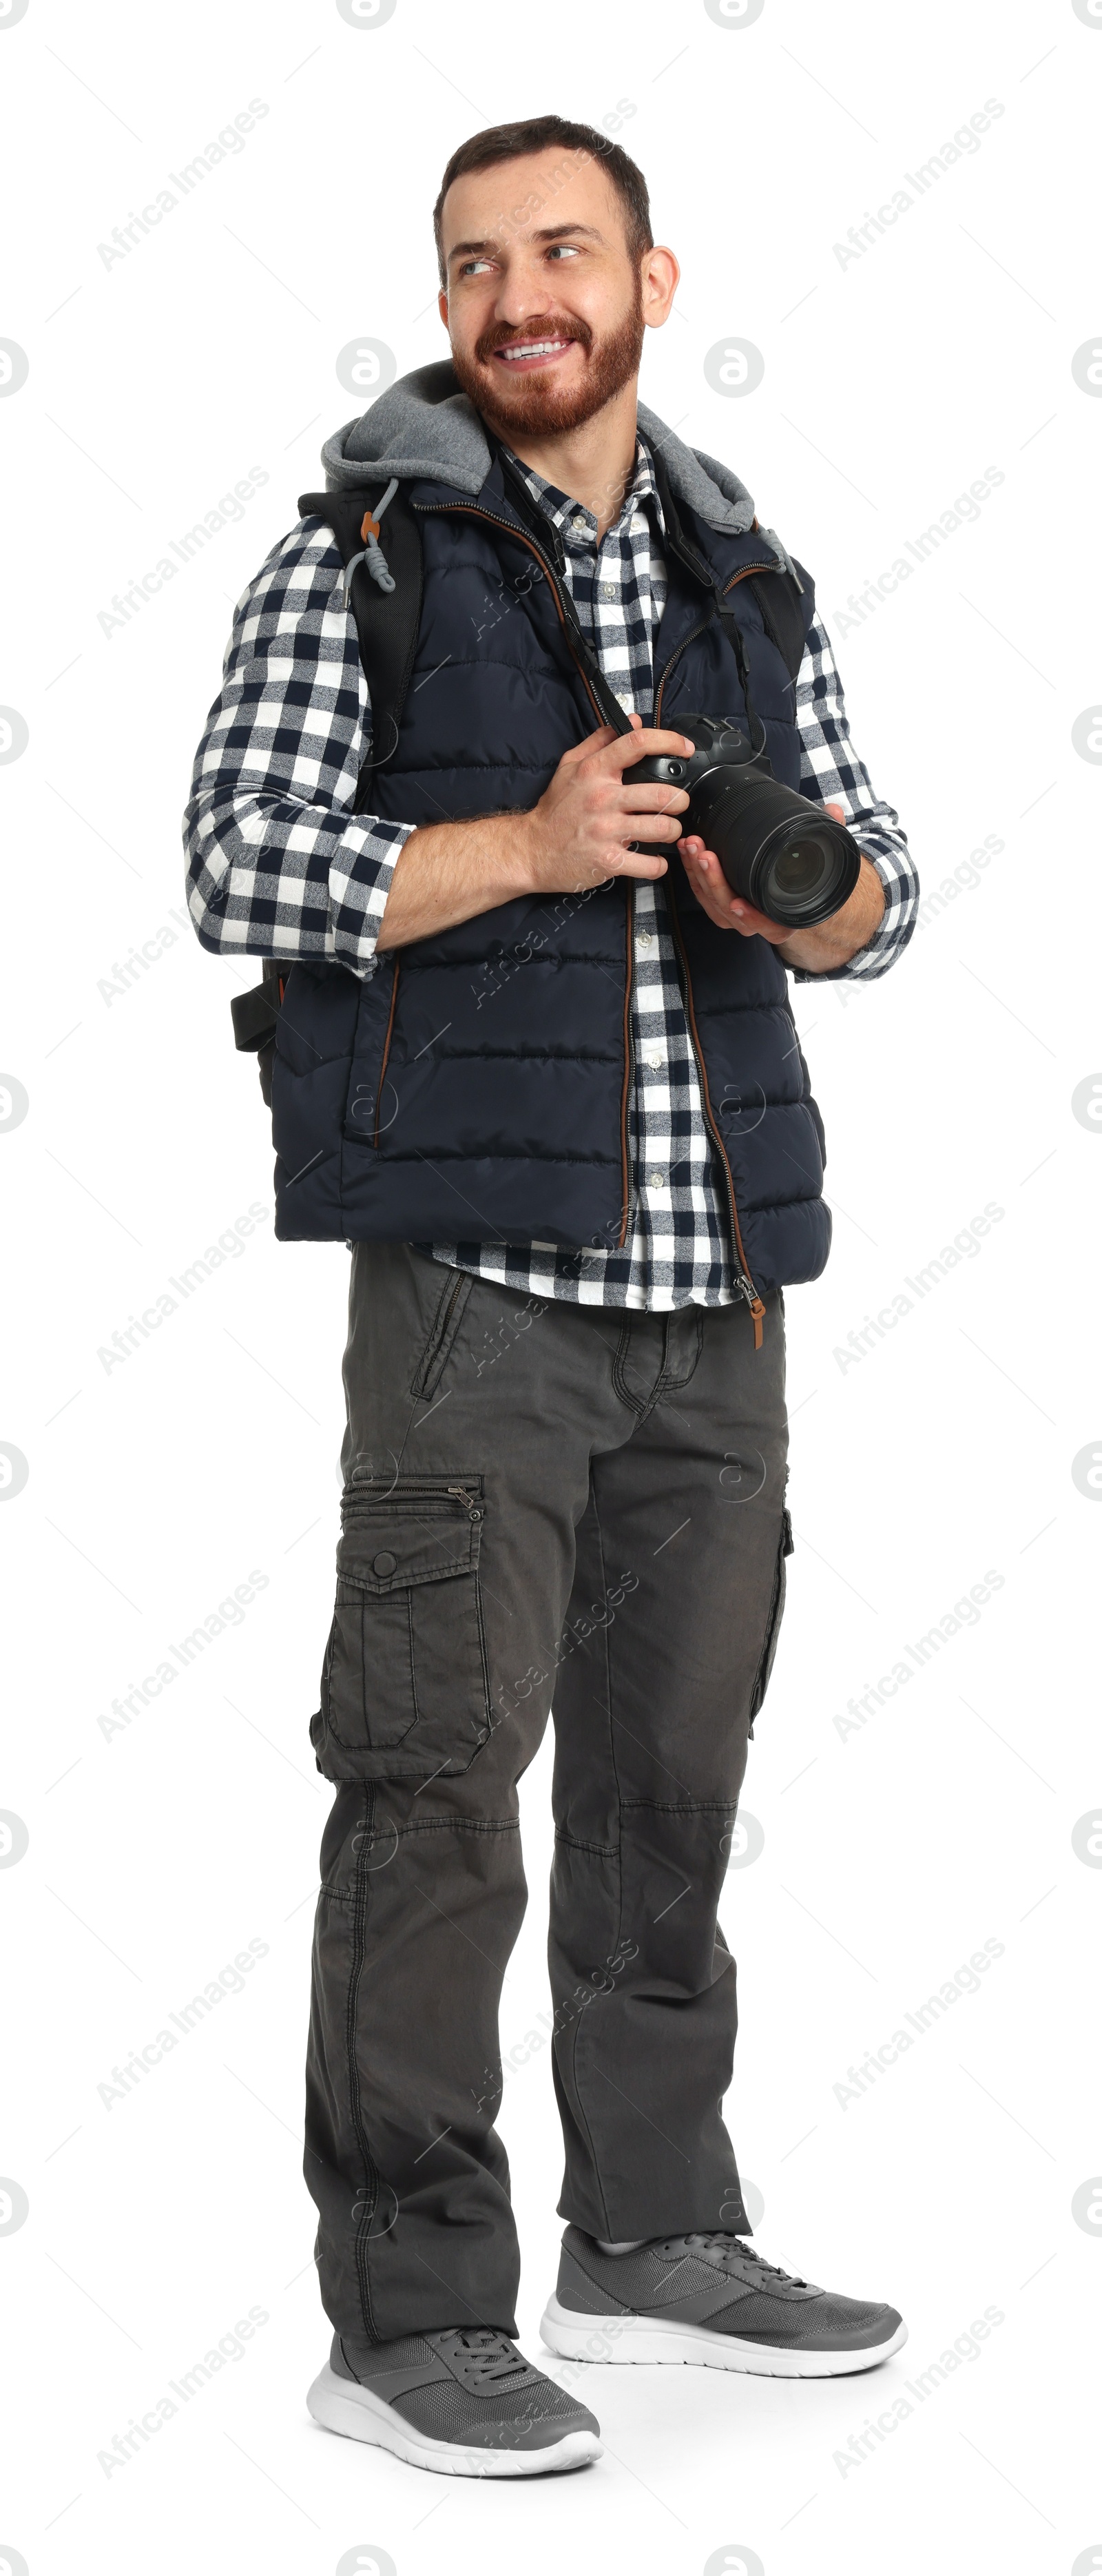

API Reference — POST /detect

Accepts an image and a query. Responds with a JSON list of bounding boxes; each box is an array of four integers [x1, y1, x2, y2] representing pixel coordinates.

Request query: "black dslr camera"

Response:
[[634, 714, 861, 929]]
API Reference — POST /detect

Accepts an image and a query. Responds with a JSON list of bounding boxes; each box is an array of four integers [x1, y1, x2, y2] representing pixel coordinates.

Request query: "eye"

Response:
[[546, 243, 581, 260], [457, 256, 495, 277]]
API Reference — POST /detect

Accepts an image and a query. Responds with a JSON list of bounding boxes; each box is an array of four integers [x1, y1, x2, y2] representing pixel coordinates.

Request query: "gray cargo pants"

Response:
[[304, 1243, 791, 2353]]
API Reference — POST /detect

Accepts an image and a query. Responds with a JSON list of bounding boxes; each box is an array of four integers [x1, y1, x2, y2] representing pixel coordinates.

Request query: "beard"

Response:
[[450, 278, 645, 440]]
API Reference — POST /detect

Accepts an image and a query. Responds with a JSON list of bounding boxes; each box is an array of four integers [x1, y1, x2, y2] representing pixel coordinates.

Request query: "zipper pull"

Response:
[[736, 1277, 766, 1350], [448, 1485, 484, 1518]]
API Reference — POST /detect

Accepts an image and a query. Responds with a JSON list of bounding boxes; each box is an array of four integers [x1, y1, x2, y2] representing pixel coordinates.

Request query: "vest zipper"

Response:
[[667, 902, 766, 1351], [619, 887, 636, 1248], [654, 561, 778, 1349], [653, 563, 780, 730], [411, 495, 637, 1248]]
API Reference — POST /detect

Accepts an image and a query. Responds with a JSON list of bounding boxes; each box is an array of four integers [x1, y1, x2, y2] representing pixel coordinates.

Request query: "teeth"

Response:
[[499, 340, 568, 360]]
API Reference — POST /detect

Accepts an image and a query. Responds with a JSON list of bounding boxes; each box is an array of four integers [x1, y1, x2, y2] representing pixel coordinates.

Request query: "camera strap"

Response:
[[492, 447, 636, 740], [711, 595, 769, 758]]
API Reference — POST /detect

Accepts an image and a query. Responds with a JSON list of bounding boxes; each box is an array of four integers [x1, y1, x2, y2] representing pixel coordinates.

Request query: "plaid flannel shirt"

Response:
[[185, 437, 918, 1308]]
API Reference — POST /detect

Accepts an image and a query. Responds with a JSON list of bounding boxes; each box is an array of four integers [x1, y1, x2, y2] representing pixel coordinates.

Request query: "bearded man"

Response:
[[185, 114, 917, 2480]]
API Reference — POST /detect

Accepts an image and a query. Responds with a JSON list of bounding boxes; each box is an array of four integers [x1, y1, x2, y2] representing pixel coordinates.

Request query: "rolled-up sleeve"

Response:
[[182, 520, 413, 977], [792, 612, 919, 982]]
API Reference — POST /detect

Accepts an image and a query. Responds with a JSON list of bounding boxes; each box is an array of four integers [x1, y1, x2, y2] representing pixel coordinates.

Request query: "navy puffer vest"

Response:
[[271, 449, 830, 1295]]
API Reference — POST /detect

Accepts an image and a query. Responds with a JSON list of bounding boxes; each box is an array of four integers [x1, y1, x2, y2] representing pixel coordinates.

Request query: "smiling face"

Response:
[[437, 145, 677, 440]]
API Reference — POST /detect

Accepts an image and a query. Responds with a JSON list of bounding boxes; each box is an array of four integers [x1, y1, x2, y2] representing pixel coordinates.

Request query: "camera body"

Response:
[[634, 713, 861, 929]]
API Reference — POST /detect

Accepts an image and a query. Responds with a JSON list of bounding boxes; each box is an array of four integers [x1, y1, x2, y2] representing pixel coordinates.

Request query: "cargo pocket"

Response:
[[310, 1477, 492, 1783], [749, 1507, 793, 1729]]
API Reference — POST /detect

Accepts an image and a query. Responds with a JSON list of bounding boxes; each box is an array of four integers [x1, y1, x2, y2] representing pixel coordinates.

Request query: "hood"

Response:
[[318, 359, 799, 578]]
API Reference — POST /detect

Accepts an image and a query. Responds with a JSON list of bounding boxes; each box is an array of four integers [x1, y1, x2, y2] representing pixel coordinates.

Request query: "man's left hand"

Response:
[[678, 802, 886, 973]]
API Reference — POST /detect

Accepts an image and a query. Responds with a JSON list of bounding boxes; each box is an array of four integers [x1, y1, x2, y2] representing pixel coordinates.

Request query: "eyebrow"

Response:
[[446, 222, 605, 267]]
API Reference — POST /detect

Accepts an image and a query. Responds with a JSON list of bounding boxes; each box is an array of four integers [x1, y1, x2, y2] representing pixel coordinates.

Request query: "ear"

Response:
[[438, 288, 449, 331], [641, 244, 680, 330]]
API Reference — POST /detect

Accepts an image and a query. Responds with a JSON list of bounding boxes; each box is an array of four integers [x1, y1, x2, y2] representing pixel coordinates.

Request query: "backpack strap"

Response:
[[298, 482, 424, 811], [745, 564, 812, 685], [231, 484, 424, 1085]]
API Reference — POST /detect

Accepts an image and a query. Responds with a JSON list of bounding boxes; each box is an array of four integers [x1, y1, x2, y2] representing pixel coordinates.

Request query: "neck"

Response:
[[484, 378, 640, 539]]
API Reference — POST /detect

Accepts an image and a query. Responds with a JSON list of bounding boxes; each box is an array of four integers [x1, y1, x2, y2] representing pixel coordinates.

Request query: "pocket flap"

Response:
[[337, 1485, 483, 1594]]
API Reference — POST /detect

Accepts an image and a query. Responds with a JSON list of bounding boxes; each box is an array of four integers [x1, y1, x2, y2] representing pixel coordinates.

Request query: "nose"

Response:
[[494, 294, 559, 329]]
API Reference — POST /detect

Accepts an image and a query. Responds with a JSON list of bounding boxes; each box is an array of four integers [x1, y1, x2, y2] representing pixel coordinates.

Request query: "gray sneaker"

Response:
[[306, 2325, 601, 2477], [541, 2228, 906, 2378]]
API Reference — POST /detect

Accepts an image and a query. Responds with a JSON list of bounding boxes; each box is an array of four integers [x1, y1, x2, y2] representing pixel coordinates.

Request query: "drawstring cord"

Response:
[[334, 477, 399, 604]]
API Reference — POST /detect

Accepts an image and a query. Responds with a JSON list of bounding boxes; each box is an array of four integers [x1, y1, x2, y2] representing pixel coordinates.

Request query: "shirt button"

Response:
[[372, 1550, 397, 1578], [600, 583, 618, 601], [638, 930, 654, 949], [651, 1172, 667, 1191]]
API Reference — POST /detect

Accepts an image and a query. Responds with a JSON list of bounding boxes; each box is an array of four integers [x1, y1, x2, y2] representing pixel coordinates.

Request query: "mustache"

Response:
[[474, 315, 594, 364]]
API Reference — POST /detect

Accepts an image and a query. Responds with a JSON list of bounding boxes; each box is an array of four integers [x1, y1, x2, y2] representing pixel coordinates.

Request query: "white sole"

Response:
[[539, 2294, 908, 2379], [305, 2362, 601, 2477]]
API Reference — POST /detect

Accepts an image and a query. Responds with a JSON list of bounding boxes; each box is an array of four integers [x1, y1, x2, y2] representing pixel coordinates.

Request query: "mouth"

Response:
[[491, 336, 578, 372]]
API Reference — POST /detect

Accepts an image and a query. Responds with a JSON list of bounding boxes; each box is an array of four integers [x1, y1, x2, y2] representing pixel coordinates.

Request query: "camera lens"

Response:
[[771, 838, 831, 900], [756, 822, 853, 923]]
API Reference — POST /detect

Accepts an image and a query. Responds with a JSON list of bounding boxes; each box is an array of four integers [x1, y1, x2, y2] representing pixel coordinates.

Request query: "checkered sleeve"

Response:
[[182, 518, 413, 976], [791, 611, 919, 981]]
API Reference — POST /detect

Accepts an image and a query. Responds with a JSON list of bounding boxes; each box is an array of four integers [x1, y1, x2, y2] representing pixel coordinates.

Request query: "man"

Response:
[[185, 116, 918, 2480]]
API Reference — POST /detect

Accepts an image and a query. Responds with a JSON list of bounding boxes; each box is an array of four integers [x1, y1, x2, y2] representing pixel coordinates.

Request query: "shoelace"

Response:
[[441, 2327, 532, 2386], [661, 2232, 808, 2287]]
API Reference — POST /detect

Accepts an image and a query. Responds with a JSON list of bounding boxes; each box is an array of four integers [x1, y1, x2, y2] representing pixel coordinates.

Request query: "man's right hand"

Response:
[[375, 717, 694, 954], [522, 717, 694, 892]]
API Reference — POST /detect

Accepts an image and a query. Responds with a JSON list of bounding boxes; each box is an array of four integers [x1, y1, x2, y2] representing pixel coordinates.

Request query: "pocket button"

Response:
[[372, 1549, 398, 1578]]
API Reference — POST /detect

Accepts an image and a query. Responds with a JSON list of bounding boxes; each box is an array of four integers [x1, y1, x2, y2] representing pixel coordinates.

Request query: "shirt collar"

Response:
[[501, 435, 665, 552]]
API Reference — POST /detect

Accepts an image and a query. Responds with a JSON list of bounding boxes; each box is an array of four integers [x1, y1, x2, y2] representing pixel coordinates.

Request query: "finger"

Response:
[[686, 856, 787, 942], [607, 846, 669, 878], [619, 813, 687, 843], [824, 800, 847, 823], [559, 724, 618, 767], [680, 843, 739, 911], [680, 843, 780, 938], [680, 838, 731, 876], [602, 727, 696, 770], [679, 860, 744, 934], [619, 783, 691, 814]]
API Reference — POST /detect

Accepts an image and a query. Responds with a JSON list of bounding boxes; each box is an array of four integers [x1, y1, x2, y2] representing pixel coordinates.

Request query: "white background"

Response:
[[1, 2, 1099, 2570]]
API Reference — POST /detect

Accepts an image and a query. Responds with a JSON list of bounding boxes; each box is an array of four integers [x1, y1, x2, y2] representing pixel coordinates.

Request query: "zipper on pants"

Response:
[[348, 1471, 484, 1518]]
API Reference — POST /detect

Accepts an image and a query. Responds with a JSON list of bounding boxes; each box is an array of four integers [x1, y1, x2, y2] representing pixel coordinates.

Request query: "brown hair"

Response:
[[433, 115, 653, 286]]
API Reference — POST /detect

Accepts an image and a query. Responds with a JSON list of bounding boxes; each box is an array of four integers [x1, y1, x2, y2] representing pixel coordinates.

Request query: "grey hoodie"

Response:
[[317, 359, 801, 584]]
